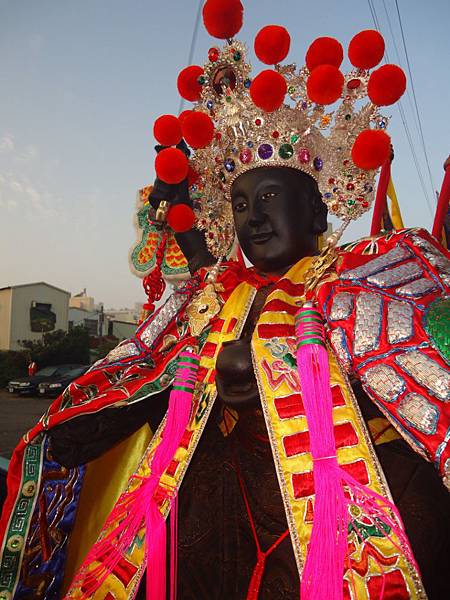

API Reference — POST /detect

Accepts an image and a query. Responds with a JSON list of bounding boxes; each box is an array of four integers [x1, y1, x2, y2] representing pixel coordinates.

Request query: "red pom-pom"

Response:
[[155, 148, 189, 184], [202, 0, 243, 40], [351, 129, 391, 170], [305, 37, 343, 71], [368, 64, 406, 106], [348, 30, 385, 69], [178, 110, 193, 126], [306, 64, 344, 105], [181, 111, 215, 149], [254, 25, 291, 65], [167, 204, 196, 232], [153, 115, 182, 146], [250, 70, 286, 112], [177, 66, 204, 102]]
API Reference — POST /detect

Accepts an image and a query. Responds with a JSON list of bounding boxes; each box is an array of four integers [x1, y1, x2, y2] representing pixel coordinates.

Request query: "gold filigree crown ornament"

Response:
[[152, 0, 407, 258]]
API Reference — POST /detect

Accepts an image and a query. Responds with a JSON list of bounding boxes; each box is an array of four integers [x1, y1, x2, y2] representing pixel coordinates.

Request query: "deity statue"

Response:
[[1, 2, 449, 599]]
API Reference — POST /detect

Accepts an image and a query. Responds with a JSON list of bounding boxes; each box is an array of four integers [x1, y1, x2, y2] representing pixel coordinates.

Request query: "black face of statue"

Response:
[[231, 167, 328, 274]]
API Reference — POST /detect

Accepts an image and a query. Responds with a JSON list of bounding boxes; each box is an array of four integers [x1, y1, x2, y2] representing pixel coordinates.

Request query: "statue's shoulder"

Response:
[[333, 227, 450, 288]]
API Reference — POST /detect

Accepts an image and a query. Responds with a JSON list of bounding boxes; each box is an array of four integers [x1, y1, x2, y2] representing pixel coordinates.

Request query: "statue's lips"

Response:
[[250, 231, 274, 244]]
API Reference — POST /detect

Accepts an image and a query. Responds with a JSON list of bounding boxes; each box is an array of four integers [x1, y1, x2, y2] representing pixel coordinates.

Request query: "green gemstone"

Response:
[[345, 114, 351, 121], [198, 76, 205, 85], [219, 172, 226, 182], [288, 86, 296, 94], [225, 96, 232, 103], [279, 143, 294, 159], [347, 199, 356, 206], [233, 51, 241, 61], [290, 134, 299, 144], [424, 297, 450, 362]]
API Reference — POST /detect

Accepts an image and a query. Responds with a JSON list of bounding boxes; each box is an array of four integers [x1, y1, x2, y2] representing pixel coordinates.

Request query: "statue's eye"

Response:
[[233, 200, 247, 213], [261, 192, 278, 201]]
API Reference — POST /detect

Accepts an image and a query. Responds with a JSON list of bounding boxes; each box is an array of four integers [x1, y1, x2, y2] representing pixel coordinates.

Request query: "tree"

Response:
[[20, 326, 90, 366]]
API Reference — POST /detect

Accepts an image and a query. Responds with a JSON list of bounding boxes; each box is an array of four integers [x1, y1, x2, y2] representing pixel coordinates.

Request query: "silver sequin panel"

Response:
[[398, 392, 440, 435], [140, 291, 187, 348], [341, 245, 413, 280], [362, 364, 406, 403], [105, 341, 140, 363], [396, 277, 439, 298], [329, 292, 354, 321], [329, 327, 352, 372], [366, 261, 423, 288], [395, 351, 450, 402], [412, 235, 450, 286], [353, 292, 383, 356], [387, 300, 414, 344]]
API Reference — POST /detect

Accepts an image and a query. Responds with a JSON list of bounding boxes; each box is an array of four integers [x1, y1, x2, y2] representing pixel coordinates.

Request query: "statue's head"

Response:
[[231, 166, 328, 274]]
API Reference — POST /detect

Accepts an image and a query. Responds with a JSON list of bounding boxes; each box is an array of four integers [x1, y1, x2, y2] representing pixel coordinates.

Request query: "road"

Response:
[[0, 389, 53, 459]]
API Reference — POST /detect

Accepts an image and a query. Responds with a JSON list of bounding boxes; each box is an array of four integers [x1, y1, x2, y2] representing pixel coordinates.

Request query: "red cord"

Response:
[[233, 457, 290, 600], [142, 232, 168, 314]]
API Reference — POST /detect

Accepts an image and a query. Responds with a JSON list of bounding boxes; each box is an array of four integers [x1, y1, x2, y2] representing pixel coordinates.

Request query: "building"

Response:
[[68, 307, 103, 336], [69, 289, 95, 312], [0, 282, 70, 351], [104, 307, 140, 324]]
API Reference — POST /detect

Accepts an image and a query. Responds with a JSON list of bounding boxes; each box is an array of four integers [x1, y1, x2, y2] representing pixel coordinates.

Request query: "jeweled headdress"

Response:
[[148, 0, 407, 259]]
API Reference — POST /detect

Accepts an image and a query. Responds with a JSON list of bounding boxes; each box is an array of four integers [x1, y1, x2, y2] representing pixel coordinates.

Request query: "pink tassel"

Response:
[[295, 306, 416, 600], [75, 350, 199, 599]]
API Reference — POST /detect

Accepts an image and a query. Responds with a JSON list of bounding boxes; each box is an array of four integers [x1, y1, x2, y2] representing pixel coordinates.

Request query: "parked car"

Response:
[[37, 365, 89, 397], [7, 364, 85, 395]]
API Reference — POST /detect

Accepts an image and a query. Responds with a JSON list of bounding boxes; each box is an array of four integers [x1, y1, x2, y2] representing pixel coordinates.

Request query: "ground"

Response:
[[0, 389, 53, 459]]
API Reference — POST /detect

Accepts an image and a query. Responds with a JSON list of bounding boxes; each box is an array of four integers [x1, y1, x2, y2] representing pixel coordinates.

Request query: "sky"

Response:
[[0, 0, 449, 308]]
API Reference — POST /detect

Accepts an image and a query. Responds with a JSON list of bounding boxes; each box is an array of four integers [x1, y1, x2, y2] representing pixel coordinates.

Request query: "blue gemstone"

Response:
[[244, 79, 251, 88], [224, 158, 235, 172], [378, 120, 387, 129], [247, 141, 254, 148], [301, 101, 308, 110], [258, 144, 273, 160], [191, 184, 197, 192], [324, 192, 332, 199], [231, 147, 238, 154], [206, 100, 214, 109], [313, 156, 323, 171], [364, 184, 373, 192]]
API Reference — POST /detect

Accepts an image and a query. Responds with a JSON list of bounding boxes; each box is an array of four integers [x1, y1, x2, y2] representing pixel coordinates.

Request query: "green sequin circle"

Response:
[[424, 297, 450, 364]]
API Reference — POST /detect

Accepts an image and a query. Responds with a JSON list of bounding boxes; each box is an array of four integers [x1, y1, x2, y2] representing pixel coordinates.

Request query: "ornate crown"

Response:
[[150, 0, 407, 259]]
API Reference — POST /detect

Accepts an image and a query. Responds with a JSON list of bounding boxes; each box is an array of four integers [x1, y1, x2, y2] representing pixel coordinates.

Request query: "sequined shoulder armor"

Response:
[[317, 228, 450, 488]]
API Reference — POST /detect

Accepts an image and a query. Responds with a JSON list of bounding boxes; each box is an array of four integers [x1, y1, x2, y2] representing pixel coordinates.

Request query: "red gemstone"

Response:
[[328, 177, 336, 185], [255, 118, 262, 126], [272, 131, 280, 139], [343, 159, 349, 166], [362, 200, 369, 207], [215, 132, 222, 140], [347, 78, 361, 90], [297, 148, 311, 164], [239, 148, 253, 164], [346, 182, 355, 191], [208, 47, 219, 62]]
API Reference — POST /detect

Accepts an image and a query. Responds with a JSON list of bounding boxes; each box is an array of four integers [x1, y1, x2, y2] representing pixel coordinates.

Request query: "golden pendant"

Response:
[[186, 283, 222, 337]]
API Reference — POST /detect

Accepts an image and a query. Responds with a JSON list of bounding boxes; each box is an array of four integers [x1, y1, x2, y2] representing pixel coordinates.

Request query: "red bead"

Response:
[[346, 182, 355, 191], [255, 118, 262, 126], [272, 130, 280, 138], [208, 47, 220, 62]]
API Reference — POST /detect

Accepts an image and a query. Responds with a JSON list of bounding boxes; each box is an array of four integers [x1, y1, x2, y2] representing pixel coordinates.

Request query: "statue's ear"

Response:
[[312, 195, 328, 235]]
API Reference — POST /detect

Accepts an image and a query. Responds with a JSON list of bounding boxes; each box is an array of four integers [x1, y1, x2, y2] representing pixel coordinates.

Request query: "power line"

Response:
[[178, 0, 203, 115], [366, 0, 434, 217], [394, 0, 436, 199]]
